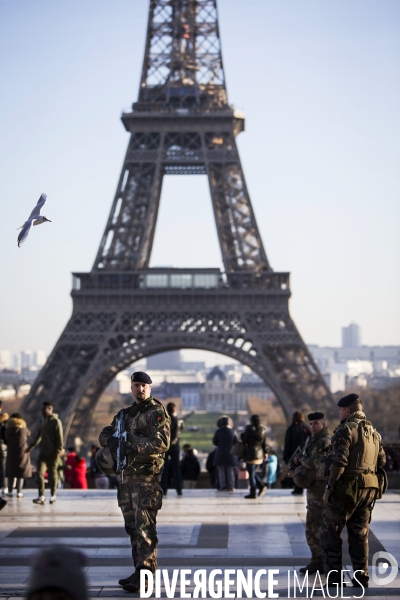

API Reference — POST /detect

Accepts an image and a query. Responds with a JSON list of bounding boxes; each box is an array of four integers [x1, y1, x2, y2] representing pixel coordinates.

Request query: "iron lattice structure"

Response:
[[22, 0, 333, 442]]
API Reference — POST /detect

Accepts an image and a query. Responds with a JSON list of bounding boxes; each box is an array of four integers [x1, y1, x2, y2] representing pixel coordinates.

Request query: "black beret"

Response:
[[308, 412, 325, 421], [337, 393, 359, 407], [131, 371, 152, 384]]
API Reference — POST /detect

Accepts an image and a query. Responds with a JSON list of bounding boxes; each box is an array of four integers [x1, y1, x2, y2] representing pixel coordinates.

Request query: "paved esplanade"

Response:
[[0, 489, 399, 599]]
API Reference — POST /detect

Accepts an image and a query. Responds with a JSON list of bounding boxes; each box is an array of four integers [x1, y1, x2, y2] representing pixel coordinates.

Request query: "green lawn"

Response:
[[179, 412, 239, 453]]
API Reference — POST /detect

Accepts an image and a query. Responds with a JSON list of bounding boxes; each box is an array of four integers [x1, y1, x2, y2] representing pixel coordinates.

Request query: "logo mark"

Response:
[[371, 551, 398, 586]]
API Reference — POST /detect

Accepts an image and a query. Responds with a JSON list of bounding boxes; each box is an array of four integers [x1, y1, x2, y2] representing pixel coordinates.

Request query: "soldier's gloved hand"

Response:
[[323, 488, 333, 507], [106, 437, 119, 454], [119, 441, 135, 458]]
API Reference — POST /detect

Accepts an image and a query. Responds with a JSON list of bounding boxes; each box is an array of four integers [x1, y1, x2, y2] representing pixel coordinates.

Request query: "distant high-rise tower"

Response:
[[0, 351, 12, 370], [20, 350, 32, 369], [342, 323, 361, 348], [33, 350, 47, 368]]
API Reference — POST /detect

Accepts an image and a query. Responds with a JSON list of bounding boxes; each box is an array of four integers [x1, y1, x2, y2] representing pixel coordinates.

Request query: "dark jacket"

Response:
[[206, 449, 217, 487], [168, 414, 181, 453], [28, 413, 63, 457], [5, 417, 32, 479], [241, 424, 269, 463], [180, 451, 200, 481], [213, 424, 237, 467], [283, 421, 311, 464]]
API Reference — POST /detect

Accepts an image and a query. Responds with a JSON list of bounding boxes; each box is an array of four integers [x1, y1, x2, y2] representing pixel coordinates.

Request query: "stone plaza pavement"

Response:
[[0, 488, 399, 599]]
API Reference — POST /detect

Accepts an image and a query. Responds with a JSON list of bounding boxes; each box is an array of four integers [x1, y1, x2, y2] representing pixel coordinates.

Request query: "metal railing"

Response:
[[72, 268, 290, 292]]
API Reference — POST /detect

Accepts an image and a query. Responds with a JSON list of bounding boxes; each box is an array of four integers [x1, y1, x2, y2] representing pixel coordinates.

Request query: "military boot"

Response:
[[118, 573, 135, 586], [299, 563, 324, 575], [352, 577, 369, 589], [122, 569, 150, 594]]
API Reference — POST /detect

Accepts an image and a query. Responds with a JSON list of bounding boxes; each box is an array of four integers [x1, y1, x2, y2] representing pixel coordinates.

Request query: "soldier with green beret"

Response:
[[98, 371, 170, 593], [293, 412, 331, 575], [320, 393, 386, 590]]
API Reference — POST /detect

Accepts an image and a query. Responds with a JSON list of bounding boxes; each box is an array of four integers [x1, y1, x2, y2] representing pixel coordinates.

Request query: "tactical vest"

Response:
[[125, 398, 170, 474], [344, 418, 380, 475]]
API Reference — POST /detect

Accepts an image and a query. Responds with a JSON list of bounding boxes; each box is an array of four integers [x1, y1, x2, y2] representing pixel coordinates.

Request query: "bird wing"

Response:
[[17, 220, 33, 247], [29, 193, 47, 218]]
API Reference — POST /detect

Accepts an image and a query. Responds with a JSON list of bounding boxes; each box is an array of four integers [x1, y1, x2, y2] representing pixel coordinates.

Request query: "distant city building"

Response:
[[199, 366, 273, 412], [20, 350, 32, 369], [33, 350, 47, 367], [181, 385, 200, 410], [13, 353, 21, 370], [323, 371, 346, 393], [199, 366, 237, 412], [342, 323, 361, 348], [0, 351, 12, 369], [309, 342, 400, 391], [180, 361, 206, 371], [147, 350, 181, 370]]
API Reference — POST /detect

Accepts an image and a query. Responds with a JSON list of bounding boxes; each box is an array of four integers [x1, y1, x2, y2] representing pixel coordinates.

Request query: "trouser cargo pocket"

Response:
[[337, 477, 358, 507], [139, 486, 163, 511]]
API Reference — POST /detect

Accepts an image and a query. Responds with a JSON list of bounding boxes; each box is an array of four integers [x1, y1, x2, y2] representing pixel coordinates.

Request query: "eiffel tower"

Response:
[[22, 0, 333, 442]]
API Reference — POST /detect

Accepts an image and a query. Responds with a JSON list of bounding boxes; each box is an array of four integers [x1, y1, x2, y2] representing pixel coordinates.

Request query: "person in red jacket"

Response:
[[70, 455, 88, 489]]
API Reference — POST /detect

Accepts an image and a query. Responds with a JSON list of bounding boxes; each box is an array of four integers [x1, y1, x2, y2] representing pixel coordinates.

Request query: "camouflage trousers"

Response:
[[320, 487, 376, 584], [117, 473, 163, 573], [305, 481, 325, 566]]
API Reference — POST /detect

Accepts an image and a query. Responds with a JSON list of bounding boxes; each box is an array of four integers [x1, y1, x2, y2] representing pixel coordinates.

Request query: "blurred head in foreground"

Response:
[[27, 545, 88, 600]]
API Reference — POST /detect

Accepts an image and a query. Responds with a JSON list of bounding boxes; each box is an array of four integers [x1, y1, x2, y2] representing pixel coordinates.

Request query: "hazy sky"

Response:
[[0, 0, 399, 357]]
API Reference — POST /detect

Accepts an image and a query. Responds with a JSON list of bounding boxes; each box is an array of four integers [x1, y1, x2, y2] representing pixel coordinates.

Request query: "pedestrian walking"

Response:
[[212, 415, 237, 492], [161, 402, 183, 496], [283, 411, 311, 494], [180, 445, 201, 488], [241, 415, 270, 499], [98, 371, 170, 593], [321, 393, 386, 590], [5, 413, 32, 498], [26, 401, 63, 505], [295, 412, 331, 575]]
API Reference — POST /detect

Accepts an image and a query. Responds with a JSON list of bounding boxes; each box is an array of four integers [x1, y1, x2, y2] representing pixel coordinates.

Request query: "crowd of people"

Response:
[[209, 413, 278, 496], [0, 400, 111, 510], [0, 396, 332, 509]]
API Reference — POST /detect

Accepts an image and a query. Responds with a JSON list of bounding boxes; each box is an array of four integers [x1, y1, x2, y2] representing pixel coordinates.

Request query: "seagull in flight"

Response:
[[17, 193, 52, 247]]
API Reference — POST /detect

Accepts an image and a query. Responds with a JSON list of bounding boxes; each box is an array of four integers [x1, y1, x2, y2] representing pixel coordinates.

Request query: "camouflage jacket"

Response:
[[299, 426, 331, 481], [99, 397, 170, 476], [330, 411, 386, 476]]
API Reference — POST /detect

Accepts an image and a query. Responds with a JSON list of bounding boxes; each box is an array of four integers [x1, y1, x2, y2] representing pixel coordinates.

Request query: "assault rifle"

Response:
[[288, 446, 305, 471], [113, 408, 128, 477]]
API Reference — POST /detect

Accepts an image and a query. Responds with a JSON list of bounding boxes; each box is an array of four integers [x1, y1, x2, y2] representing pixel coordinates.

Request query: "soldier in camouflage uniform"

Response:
[[321, 393, 386, 589], [99, 371, 170, 593], [294, 412, 331, 575]]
